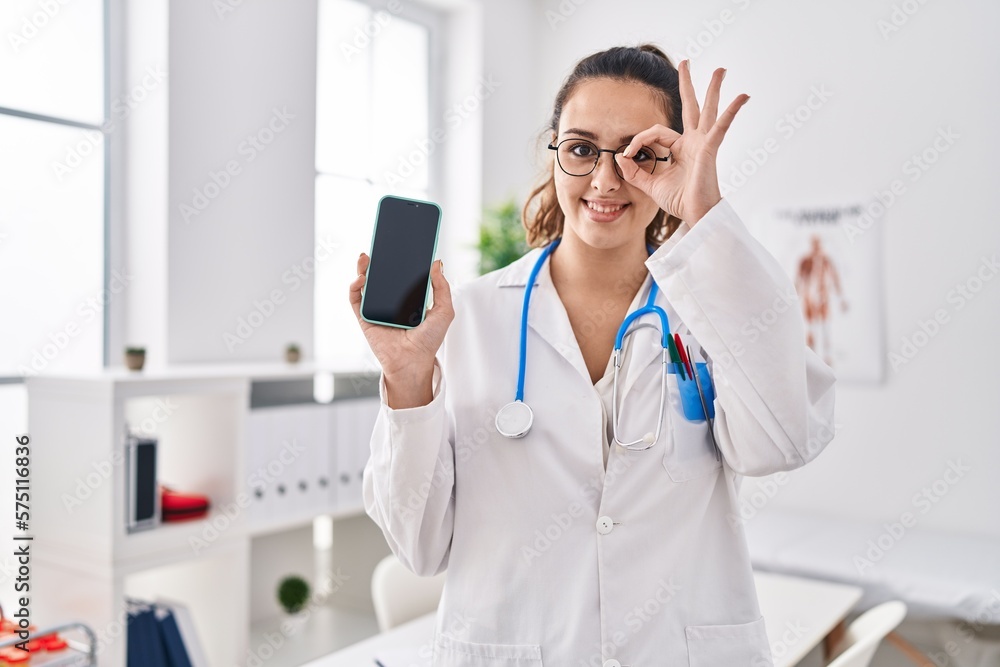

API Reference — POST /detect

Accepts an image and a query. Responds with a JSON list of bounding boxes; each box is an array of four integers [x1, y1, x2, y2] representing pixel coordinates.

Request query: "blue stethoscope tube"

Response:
[[496, 237, 672, 449]]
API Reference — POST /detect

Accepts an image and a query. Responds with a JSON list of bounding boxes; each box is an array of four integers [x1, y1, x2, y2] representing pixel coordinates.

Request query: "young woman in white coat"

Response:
[[350, 44, 837, 667]]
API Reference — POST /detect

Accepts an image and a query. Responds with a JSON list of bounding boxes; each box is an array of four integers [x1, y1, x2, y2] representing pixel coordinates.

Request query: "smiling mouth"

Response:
[[584, 200, 630, 213]]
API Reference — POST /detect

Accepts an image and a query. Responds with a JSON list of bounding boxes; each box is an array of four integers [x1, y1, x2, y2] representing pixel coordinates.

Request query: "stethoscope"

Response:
[[494, 237, 671, 450]]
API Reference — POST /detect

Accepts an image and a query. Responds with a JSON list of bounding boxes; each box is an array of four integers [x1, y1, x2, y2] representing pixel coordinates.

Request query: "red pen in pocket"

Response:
[[675, 333, 695, 380]]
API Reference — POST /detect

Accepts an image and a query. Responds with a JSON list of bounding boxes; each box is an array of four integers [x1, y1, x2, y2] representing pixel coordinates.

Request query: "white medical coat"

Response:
[[363, 198, 837, 666]]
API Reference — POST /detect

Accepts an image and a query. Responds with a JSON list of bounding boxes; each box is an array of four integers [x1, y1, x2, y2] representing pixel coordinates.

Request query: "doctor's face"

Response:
[[553, 77, 669, 251]]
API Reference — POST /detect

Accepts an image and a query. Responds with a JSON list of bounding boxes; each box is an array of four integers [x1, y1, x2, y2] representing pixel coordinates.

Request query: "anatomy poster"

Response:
[[760, 204, 885, 383]]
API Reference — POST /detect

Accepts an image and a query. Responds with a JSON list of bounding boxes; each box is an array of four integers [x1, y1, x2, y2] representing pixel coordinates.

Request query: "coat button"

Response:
[[603, 660, 622, 667], [596, 516, 614, 535]]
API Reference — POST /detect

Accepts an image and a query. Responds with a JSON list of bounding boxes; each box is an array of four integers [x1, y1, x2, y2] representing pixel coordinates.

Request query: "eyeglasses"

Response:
[[547, 138, 670, 179]]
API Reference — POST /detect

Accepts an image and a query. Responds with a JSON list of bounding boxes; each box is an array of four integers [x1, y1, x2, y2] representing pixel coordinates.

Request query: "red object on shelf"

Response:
[[0, 647, 30, 662], [160, 485, 211, 522], [38, 634, 68, 651]]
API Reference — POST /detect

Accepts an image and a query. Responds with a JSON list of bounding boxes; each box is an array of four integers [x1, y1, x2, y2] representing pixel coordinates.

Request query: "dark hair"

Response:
[[522, 44, 684, 248]]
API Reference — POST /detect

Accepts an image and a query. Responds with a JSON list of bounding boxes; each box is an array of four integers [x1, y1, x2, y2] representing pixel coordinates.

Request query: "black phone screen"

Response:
[[362, 196, 441, 328], [134, 439, 156, 522]]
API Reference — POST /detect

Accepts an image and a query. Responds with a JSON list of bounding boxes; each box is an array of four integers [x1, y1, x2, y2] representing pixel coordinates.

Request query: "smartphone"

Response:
[[360, 195, 442, 328]]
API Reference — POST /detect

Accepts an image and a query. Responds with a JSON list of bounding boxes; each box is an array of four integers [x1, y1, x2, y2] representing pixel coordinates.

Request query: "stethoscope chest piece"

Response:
[[496, 400, 533, 439]]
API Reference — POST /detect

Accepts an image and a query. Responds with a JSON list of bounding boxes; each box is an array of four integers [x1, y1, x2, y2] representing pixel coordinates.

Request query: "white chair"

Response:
[[826, 601, 908, 667], [370, 554, 446, 632]]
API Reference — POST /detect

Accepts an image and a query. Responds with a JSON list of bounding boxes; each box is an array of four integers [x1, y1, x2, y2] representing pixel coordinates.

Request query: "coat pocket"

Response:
[[661, 363, 722, 483], [685, 615, 772, 667], [433, 633, 543, 666]]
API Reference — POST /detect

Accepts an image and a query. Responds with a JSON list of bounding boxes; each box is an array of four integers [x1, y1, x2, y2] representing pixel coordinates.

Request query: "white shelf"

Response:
[[248, 503, 365, 539], [27, 364, 383, 667], [27, 359, 378, 384]]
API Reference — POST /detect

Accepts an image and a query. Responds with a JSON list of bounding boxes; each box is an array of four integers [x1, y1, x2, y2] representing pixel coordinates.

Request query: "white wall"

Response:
[[483, 0, 1000, 537], [479, 0, 544, 207], [167, 0, 318, 364], [117, 0, 999, 535]]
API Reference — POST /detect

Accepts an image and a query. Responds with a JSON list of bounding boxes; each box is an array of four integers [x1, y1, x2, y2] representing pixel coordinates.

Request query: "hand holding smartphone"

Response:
[[349, 196, 454, 396], [361, 195, 441, 328]]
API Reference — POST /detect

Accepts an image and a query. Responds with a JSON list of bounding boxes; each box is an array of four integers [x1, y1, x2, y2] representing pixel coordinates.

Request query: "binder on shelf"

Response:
[[298, 404, 332, 515], [331, 401, 354, 511], [265, 406, 297, 518], [127, 598, 203, 667], [332, 398, 380, 512], [312, 406, 335, 512], [276, 405, 312, 517], [248, 403, 336, 527], [155, 605, 193, 667], [126, 599, 169, 667], [245, 408, 274, 527], [156, 598, 208, 667]]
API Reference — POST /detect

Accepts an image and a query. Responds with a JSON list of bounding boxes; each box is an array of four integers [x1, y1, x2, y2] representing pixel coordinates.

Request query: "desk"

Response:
[[306, 571, 862, 667], [755, 571, 863, 666]]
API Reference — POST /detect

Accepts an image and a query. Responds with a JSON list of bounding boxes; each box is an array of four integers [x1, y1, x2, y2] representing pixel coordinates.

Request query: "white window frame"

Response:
[[0, 0, 113, 381]]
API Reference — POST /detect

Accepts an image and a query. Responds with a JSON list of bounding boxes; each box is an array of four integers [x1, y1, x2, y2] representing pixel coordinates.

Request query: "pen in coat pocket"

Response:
[[675, 333, 694, 380]]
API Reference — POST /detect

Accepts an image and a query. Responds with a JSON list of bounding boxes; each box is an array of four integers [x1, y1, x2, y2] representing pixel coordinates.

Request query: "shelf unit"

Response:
[[27, 362, 384, 667]]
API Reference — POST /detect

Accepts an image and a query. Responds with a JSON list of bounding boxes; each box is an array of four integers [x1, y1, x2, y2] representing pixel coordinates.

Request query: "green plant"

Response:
[[285, 343, 300, 352], [277, 575, 310, 614], [476, 199, 531, 276], [125, 346, 145, 354]]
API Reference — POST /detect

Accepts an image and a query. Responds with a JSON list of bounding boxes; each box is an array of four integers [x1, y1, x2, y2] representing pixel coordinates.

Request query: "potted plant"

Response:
[[475, 199, 531, 276], [284, 343, 301, 364], [277, 575, 311, 624], [124, 346, 145, 371]]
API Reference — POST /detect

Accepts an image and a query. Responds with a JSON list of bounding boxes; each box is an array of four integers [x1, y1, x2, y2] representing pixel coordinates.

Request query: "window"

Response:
[[314, 0, 436, 367], [0, 0, 108, 377]]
